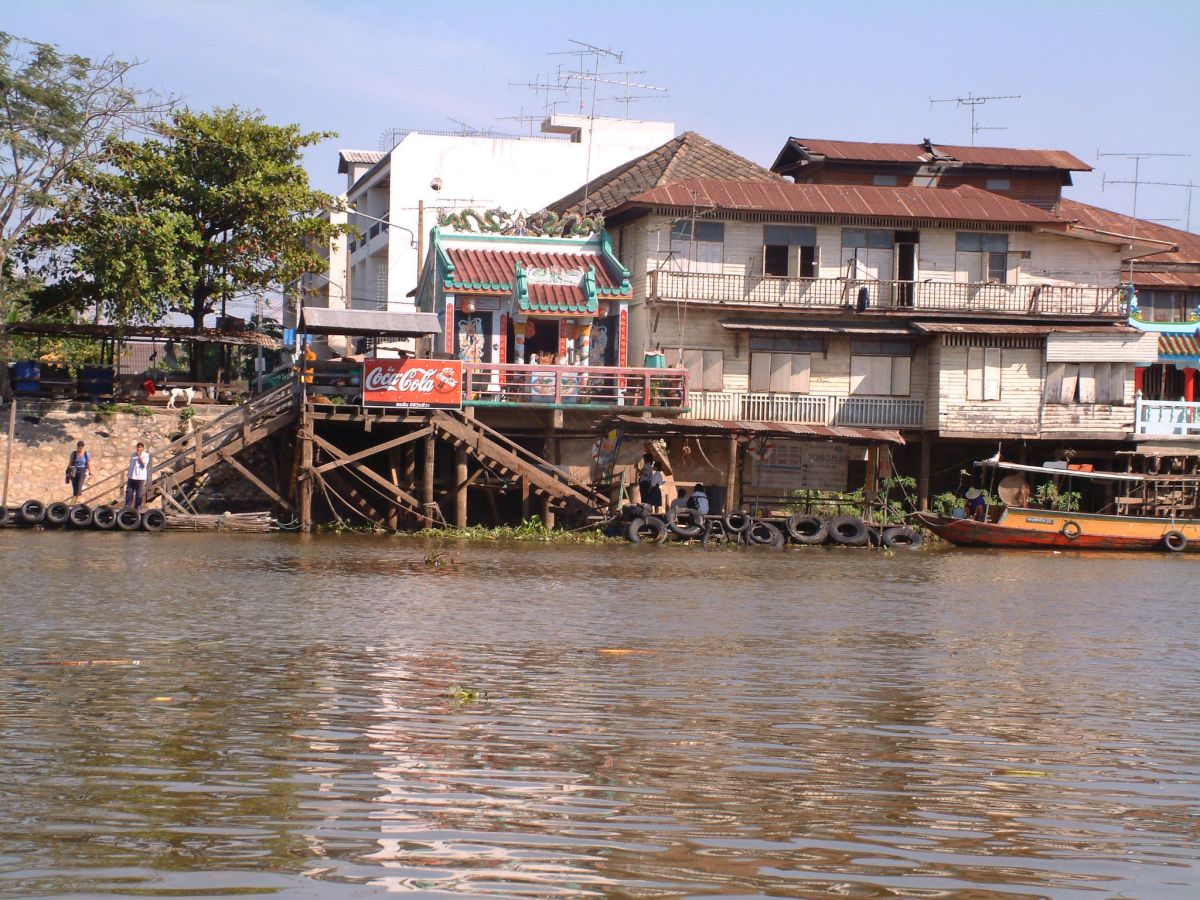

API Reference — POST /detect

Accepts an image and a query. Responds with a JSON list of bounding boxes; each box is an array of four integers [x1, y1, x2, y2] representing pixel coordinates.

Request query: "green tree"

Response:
[[34, 107, 346, 376], [0, 31, 168, 396]]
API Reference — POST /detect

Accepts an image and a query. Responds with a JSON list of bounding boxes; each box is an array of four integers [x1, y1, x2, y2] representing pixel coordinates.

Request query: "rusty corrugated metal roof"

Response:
[[1133, 271, 1200, 289], [620, 179, 1068, 225], [1057, 199, 1199, 265], [913, 322, 1137, 335], [611, 414, 905, 445], [721, 318, 913, 336], [787, 138, 1090, 171]]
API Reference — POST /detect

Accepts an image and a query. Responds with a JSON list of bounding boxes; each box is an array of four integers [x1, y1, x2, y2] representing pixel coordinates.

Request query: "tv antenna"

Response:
[[1098, 151, 1191, 281], [447, 117, 490, 136], [608, 93, 668, 118], [496, 108, 543, 137], [930, 92, 1021, 145], [549, 40, 628, 113], [508, 74, 568, 115], [1103, 175, 1200, 232]]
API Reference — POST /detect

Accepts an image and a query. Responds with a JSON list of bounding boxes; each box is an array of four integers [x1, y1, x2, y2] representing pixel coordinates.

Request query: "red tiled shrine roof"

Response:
[[444, 247, 624, 294]]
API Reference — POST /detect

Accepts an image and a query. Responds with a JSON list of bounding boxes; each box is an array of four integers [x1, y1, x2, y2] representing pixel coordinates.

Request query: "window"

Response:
[[872, 174, 898, 186], [1044, 362, 1130, 405], [841, 228, 894, 281], [670, 348, 724, 392], [955, 232, 1008, 284], [748, 335, 822, 393], [849, 338, 912, 396], [966, 348, 1002, 401], [667, 220, 724, 272], [763, 225, 818, 277], [986, 178, 1011, 191], [1138, 290, 1196, 324]]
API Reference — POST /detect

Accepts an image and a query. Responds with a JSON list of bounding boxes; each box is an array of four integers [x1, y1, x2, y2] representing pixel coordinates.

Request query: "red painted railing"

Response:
[[461, 362, 688, 410]]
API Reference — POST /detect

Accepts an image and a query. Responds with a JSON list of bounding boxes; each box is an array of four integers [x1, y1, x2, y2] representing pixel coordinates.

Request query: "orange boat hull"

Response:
[[914, 511, 1200, 552]]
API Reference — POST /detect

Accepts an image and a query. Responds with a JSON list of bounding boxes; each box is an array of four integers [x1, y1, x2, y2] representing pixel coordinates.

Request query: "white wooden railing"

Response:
[[1133, 394, 1200, 436], [685, 391, 925, 429], [650, 271, 1126, 317]]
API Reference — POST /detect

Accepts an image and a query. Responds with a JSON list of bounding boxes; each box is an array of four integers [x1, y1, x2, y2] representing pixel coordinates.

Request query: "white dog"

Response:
[[166, 386, 197, 409]]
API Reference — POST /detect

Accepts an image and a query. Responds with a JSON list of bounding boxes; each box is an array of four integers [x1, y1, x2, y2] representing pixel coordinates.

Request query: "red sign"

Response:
[[362, 359, 463, 409]]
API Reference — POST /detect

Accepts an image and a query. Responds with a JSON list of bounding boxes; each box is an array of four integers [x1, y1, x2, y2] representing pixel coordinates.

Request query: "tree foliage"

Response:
[[0, 31, 169, 395], [34, 107, 346, 333]]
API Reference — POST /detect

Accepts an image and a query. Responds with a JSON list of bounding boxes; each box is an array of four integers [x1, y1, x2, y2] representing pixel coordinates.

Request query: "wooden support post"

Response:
[[917, 436, 931, 512], [402, 443, 416, 491], [541, 494, 555, 530], [422, 430, 436, 516], [298, 408, 314, 532], [725, 433, 740, 512], [386, 447, 402, 530], [1, 398, 15, 511], [520, 480, 531, 521], [454, 445, 468, 528]]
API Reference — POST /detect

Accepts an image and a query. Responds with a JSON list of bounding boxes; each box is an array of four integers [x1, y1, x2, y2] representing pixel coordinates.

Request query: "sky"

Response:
[[8, 0, 1200, 230]]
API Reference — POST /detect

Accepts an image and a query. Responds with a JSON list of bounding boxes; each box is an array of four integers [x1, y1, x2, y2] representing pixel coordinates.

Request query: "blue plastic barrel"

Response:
[[13, 361, 39, 394]]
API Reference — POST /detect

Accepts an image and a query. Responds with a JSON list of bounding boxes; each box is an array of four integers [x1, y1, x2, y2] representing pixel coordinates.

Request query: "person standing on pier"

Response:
[[125, 442, 151, 509], [65, 441, 92, 502]]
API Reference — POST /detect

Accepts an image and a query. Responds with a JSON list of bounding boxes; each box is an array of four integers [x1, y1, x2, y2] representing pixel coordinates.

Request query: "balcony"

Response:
[[685, 391, 926, 429], [1134, 395, 1200, 437], [462, 363, 688, 411], [651, 271, 1125, 318]]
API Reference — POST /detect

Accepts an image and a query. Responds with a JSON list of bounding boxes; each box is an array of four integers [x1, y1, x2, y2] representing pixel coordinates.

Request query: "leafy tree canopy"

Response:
[[33, 106, 346, 332]]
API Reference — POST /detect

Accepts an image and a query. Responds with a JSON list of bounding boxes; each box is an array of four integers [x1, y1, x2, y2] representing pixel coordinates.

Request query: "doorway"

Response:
[[523, 318, 560, 363], [894, 230, 919, 307]]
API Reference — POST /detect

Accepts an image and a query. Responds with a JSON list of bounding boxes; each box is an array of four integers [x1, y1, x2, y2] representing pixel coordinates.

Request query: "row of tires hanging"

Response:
[[618, 506, 924, 549], [0, 500, 166, 532]]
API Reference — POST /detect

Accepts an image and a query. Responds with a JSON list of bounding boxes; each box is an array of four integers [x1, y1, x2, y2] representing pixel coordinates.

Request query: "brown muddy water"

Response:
[[0, 531, 1198, 899]]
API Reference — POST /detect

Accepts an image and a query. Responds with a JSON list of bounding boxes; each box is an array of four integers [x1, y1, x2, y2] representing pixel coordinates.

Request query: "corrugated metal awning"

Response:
[[609, 415, 904, 445], [299, 307, 441, 337], [721, 318, 913, 336], [913, 322, 1137, 335], [1159, 333, 1200, 357], [1045, 330, 1159, 363]]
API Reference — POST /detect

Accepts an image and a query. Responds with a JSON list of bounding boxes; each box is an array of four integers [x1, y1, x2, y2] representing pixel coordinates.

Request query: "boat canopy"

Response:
[[977, 459, 1145, 482]]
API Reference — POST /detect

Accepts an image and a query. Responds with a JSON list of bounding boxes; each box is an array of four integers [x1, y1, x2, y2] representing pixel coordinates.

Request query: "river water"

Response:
[[0, 532, 1197, 899]]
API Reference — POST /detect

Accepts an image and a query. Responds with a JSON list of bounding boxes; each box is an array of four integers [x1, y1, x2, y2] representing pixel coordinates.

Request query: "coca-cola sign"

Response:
[[362, 359, 463, 409]]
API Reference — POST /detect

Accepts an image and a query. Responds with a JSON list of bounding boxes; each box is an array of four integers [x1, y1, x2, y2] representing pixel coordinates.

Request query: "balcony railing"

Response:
[[1134, 394, 1200, 436], [462, 363, 688, 411], [650, 271, 1126, 317], [685, 391, 926, 429]]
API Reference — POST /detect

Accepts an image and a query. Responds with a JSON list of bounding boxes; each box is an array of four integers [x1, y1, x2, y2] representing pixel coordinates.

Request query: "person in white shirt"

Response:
[[125, 442, 151, 509]]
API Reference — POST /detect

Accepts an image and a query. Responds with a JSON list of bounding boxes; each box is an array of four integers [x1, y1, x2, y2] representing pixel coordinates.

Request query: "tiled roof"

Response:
[[546, 131, 783, 216], [781, 138, 1090, 171], [337, 149, 384, 173], [444, 248, 623, 293], [526, 284, 588, 314], [619, 179, 1068, 225], [1160, 333, 1200, 356], [1058, 199, 1200, 266]]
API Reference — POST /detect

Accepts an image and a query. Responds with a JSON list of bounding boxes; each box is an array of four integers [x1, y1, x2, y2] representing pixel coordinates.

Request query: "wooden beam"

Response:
[[299, 407, 314, 531], [422, 430, 436, 512], [218, 449, 291, 510], [312, 426, 434, 475], [308, 430, 432, 522], [454, 444, 468, 528]]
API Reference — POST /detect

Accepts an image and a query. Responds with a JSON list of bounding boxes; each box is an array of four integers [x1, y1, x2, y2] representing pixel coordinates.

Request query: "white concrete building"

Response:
[[336, 115, 675, 314]]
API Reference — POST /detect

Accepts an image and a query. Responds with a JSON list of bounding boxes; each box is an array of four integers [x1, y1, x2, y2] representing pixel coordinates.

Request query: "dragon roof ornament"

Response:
[[436, 207, 605, 238]]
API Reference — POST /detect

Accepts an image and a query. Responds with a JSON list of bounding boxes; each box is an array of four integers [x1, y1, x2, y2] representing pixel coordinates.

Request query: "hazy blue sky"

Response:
[[8, 0, 1200, 229]]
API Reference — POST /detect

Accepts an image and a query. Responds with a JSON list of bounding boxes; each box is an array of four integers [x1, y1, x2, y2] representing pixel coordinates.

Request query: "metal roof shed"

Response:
[[298, 308, 441, 338]]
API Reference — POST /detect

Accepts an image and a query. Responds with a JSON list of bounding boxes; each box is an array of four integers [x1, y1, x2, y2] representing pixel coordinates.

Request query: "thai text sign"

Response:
[[745, 440, 848, 494], [362, 359, 463, 409]]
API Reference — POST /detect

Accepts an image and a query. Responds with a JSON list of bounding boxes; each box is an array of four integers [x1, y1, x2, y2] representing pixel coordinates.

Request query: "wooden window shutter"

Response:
[[1111, 363, 1129, 405], [983, 349, 1002, 401], [702, 350, 724, 392], [750, 353, 771, 393], [1044, 362, 1065, 405], [966, 347, 984, 400], [850, 355, 871, 395], [1060, 363, 1079, 404], [769, 353, 791, 392], [681, 349, 704, 387], [1093, 362, 1111, 405], [891, 356, 911, 397], [1078, 363, 1096, 403], [790, 354, 812, 393]]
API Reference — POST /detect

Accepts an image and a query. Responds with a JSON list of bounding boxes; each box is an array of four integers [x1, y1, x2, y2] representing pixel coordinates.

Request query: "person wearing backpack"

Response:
[[66, 440, 92, 501]]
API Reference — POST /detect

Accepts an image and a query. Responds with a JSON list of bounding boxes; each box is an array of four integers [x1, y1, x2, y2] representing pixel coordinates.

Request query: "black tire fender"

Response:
[[1062, 520, 1082, 540], [115, 506, 142, 531], [1163, 530, 1187, 552], [0, 505, 9, 527], [91, 505, 117, 530], [748, 519, 785, 548], [723, 510, 752, 533], [785, 514, 828, 545], [882, 525, 925, 550], [627, 516, 668, 544], [19, 500, 46, 525], [827, 514, 868, 546], [666, 506, 703, 539], [45, 502, 71, 527], [140, 509, 167, 532], [68, 504, 92, 528]]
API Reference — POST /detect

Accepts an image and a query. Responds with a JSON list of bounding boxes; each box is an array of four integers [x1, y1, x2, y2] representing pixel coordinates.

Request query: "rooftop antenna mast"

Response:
[[495, 108, 542, 137], [1098, 151, 1191, 281], [608, 93, 668, 119], [508, 74, 568, 116], [549, 39, 624, 113], [930, 92, 1021, 145], [1103, 175, 1200, 232]]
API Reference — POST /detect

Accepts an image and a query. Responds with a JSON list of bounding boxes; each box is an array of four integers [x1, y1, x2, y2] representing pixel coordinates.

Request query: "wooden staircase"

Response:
[[430, 410, 609, 515], [74, 382, 300, 509]]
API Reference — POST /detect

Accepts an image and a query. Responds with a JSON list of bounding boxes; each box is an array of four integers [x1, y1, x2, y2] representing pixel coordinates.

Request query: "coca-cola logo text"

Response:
[[364, 365, 439, 393]]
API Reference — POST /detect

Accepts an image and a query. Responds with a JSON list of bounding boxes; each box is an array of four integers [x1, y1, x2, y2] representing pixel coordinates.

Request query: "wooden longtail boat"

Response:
[[916, 459, 1200, 553]]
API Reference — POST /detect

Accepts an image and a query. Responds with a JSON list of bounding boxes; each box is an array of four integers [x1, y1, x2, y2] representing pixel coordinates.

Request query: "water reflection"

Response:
[[0, 532, 1198, 896]]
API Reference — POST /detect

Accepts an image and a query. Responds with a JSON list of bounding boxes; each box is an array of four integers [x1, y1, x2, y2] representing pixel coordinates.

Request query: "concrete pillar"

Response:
[[725, 433, 740, 512], [917, 436, 931, 512]]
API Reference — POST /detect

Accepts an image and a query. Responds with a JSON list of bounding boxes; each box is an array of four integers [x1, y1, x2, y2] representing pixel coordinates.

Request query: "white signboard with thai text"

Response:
[[745, 440, 848, 494]]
